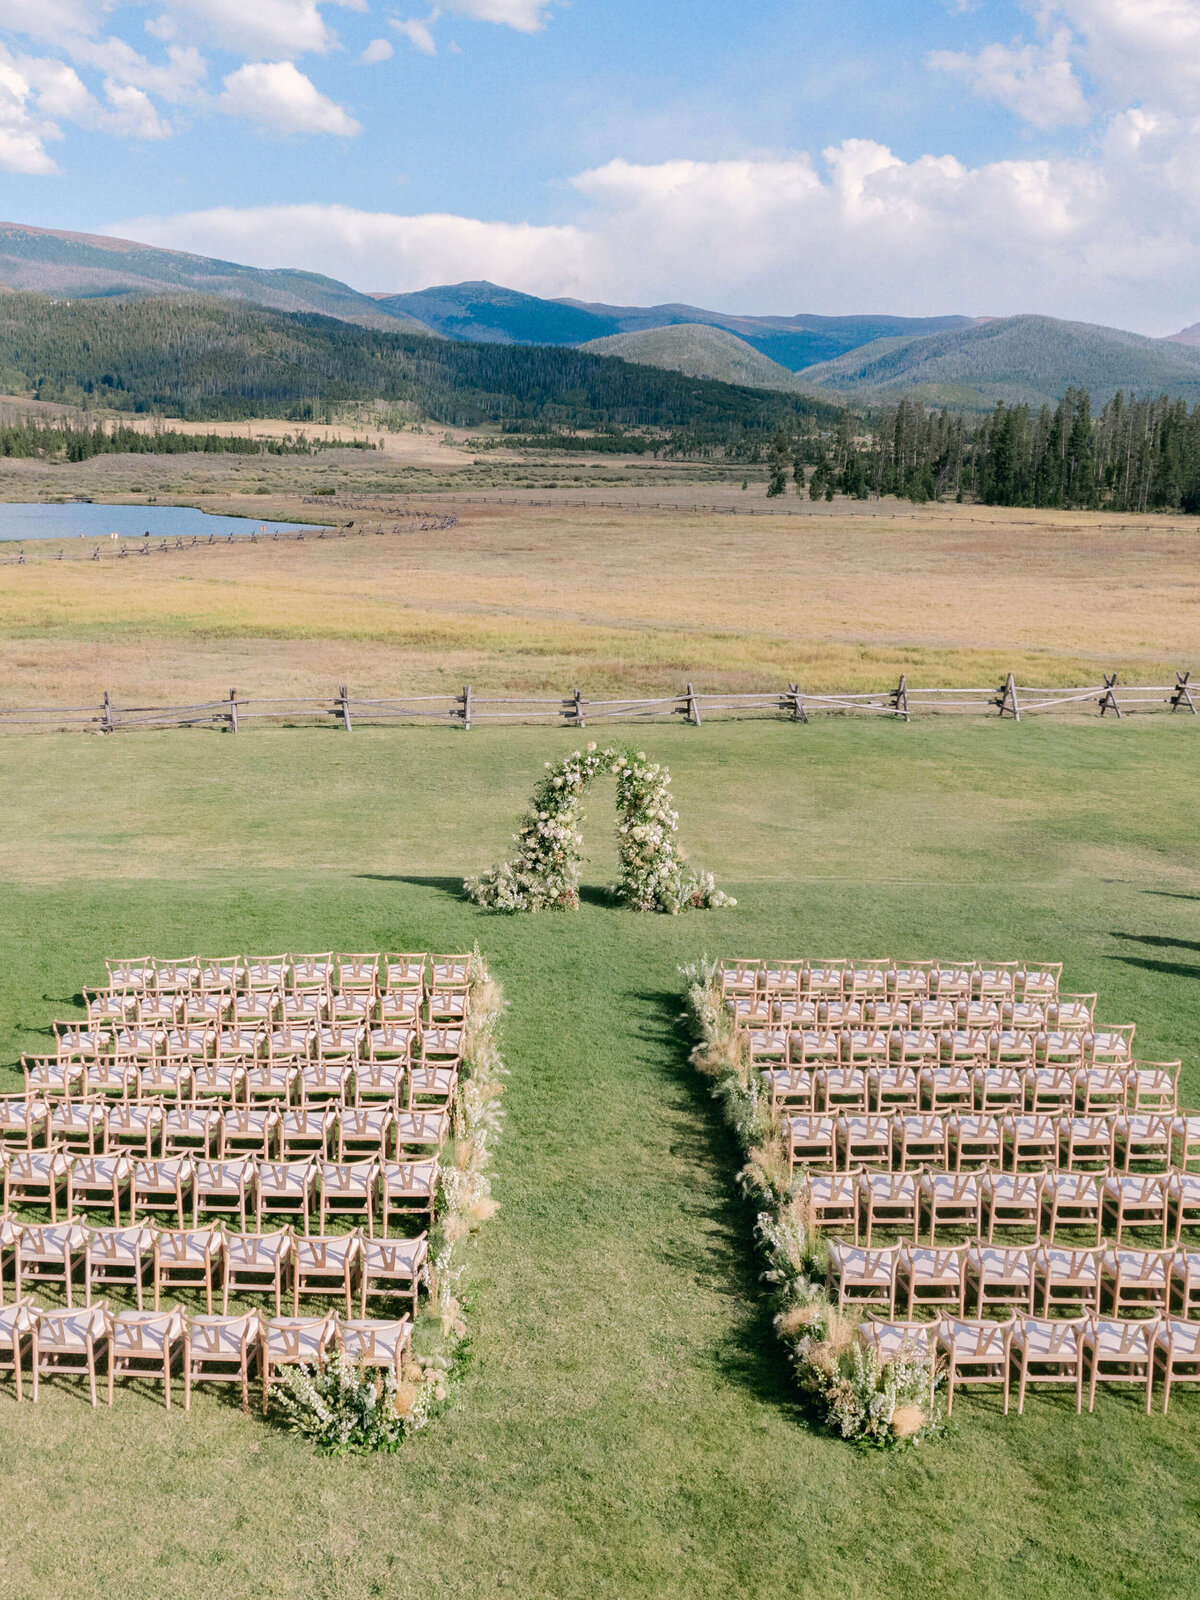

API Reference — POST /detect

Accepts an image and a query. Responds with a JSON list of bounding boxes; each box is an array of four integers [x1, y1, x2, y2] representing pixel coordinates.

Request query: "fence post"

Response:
[[573, 687, 585, 728], [339, 685, 352, 732], [102, 691, 114, 734], [999, 672, 1020, 720], [786, 683, 808, 723], [1170, 671, 1197, 714], [1099, 673, 1122, 717], [685, 682, 702, 726], [460, 684, 473, 731], [228, 688, 239, 734], [893, 674, 910, 721]]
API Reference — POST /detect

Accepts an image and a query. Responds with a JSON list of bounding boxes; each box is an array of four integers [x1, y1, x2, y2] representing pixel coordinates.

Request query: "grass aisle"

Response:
[[0, 723, 1197, 1598]]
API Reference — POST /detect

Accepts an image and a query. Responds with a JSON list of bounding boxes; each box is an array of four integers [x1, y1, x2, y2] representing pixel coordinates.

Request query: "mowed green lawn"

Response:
[[0, 719, 1198, 1600]]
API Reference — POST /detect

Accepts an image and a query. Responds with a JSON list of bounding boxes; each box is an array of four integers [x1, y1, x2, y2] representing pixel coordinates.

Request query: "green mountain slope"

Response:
[[795, 314, 1200, 408], [0, 220, 430, 332], [579, 323, 806, 390], [0, 291, 838, 432]]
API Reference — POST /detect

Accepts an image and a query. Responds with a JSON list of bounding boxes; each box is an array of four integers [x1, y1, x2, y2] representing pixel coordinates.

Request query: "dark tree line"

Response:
[[0, 419, 374, 460]]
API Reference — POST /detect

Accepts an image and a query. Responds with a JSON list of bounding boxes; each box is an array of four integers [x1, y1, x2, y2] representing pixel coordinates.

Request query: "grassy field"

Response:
[[1, 474, 1197, 705], [0, 719, 1198, 1600]]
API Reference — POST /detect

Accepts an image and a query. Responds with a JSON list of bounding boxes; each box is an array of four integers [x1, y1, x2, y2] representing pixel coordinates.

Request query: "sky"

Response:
[[0, 0, 1197, 331]]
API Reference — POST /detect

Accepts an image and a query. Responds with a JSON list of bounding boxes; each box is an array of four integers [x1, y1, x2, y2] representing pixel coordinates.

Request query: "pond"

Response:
[[0, 502, 323, 542]]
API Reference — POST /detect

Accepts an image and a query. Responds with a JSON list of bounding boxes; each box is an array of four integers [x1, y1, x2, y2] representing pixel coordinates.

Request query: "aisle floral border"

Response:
[[278, 947, 508, 1454], [466, 743, 733, 914], [680, 956, 944, 1449]]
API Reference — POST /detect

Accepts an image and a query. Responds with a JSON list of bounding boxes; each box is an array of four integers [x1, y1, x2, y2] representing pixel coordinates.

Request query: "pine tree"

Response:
[[766, 427, 790, 497]]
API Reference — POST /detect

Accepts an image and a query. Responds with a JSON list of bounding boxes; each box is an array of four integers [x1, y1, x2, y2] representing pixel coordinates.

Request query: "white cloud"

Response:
[[152, 0, 359, 60], [215, 59, 359, 134], [102, 77, 169, 135], [0, 56, 61, 171], [392, 13, 437, 54], [439, 0, 553, 29], [109, 127, 1200, 332], [1049, 0, 1200, 110], [360, 36, 393, 62], [929, 29, 1090, 128]]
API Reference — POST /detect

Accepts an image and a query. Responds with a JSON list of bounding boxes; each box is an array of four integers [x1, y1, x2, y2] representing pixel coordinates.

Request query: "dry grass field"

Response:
[[0, 452, 1196, 706]]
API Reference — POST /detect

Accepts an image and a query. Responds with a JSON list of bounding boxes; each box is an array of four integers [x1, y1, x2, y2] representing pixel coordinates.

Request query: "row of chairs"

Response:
[[104, 952, 469, 996], [786, 1111, 1200, 1175], [722, 959, 1064, 1004], [739, 996, 1097, 1033], [765, 1060, 1177, 1114], [0, 1300, 413, 1413], [0, 1095, 452, 1157], [829, 1241, 1200, 1320], [1, 1151, 439, 1234], [752, 1023, 1139, 1070], [1, 1220, 426, 1316], [863, 1313, 1200, 1416], [799, 1167, 1200, 1246], [48, 1016, 466, 1067]]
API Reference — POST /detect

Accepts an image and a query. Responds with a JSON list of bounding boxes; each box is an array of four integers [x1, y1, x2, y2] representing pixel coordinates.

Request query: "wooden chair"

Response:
[[223, 1229, 294, 1316], [937, 1317, 1013, 1415], [815, 1067, 869, 1114], [106, 957, 156, 993], [4, 1150, 71, 1220], [280, 1106, 337, 1160], [0, 1301, 36, 1400], [987, 1028, 1036, 1069], [293, 1232, 362, 1316], [1002, 1115, 1058, 1171], [300, 1062, 355, 1105], [920, 1172, 983, 1244], [214, 1025, 263, 1065], [921, 1065, 975, 1113], [1153, 1319, 1200, 1413], [1168, 1174, 1200, 1245], [1083, 1317, 1155, 1413], [193, 1158, 257, 1232], [431, 954, 470, 987], [132, 1158, 193, 1228], [930, 965, 975, 1004], [1059, 1115, 1116, 1172], [265, 1023, 314, 1063], [1034, 1246, 1101, 1316], [837, 1114, 891, 1172], [827, 1243, 897, 1315], [764, 1067, 816, 1115], [936, 1033, 989, 1075], [1085, 1024, 1136, 1068], [355, 1059, 409, 1108], [1170, 1249, 1200, 1316], [981, 1172, 1044, 1242], [1027, 1068, 1076, 1116], [382, 953, 427, 991], [1100, 1248, 1169, 1316], [795, 1172, 858, 1234], [67, 1155, 132, 1226], [49, 1101, 109, 1157], [1037, 1029, 1085, 1069], [888, 1028, 939, 1069], [966, 1245, 1036, 1316], [15, 1223, 88, 1306], [244, 956, 290, 994], [1102, 1175, 1170, 1248], [1016, 963, 1062, 1003], [407, 1065, 459, 1113], [163, 1104, 223, 1159], [788, 1029, 840, 1069], [0, 1097, 48, 1152], [198, 957, 244, 993], [291, 954, 334, 1000], [153, 1227, 225, 1314], [1173, 1116, 1200, 1174], [857, 1173, 919, 1246], [1116, 1114, 1173, 1174], [360, 1233, 428, 1316], [85, 1224, 154, 1309], [184, 1311, 261, 1412], [867, 1065, 919, 1114], [110, 1306, 185, 1409], [106, 1101, 164, 1159], [364, 1020, 418, 1064], [256, 1160, 316, 1230], [859, 1315, 938, 1408], [948, 1113, 1002, 1172], [221, 1106, 281, 1160], [1074, 1065, 1128, 1117], [21, 1057, 82, 1100], [1127, 1061, 1181, 1114], [1051, 993, 1096, 1031], [153, 959, 199, 995], [894, 1114, 948, 1171], [336, 1107, 396, 1161], [318, 1161, 380, 1236], [30, 1303, 111, 1406], [1041, 1171, 1102, 1245], [974, 1067, 1024, 1115], [1012, 1316, 1086, 1414], [839, 1028, 889, 1069], [897, 1244, 965, 1318], [191, 1061, 249, 1106], [137, 1060, 193, 1105], [260, 1311, 338, 1414], [889, 963, 934, 1002], [380, 1159, 439, 1234], [313, 1021, 364, 1067], [245, 1062, 300, 1106], [336, 953, 380, 991], [378, 989, 423, 1026]]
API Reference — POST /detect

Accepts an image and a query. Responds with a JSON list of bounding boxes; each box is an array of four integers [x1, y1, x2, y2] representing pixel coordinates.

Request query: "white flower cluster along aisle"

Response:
[[466, 743, 734, 914]]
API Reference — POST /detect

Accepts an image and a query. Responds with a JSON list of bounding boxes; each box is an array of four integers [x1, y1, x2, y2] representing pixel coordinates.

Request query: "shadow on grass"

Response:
[[1142, 890, 1200, 902], [634, 986, 805, 1420], [1111, 931, 1200, 954], [355, 874, 468, 901], [1110, 954, 1200, 981]]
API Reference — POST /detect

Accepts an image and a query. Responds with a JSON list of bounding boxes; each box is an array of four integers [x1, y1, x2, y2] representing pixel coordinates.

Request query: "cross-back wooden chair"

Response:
[[1086, 1023, 1136, 1068], [1075, 1065, 1128, 1117], [897, 1244, 966, 1319], [1102, 1175, 1170, 1249], [131, 1157, 194, 1229], [430, 955, 470, 987], [30, 1303, 112, 1406], [894, 1113, 949, 1172], [1127, 1061, 1181, 1115], [0, 1096, 48, 1152], [786, 1115, 837, 1176], [137, 1060, 193, 1106], [110, 1306, 186, 1409], [221, 1105, 281, 1161], [1153, 1319, 1200, 1414], [22, 1056, 82, 1100], [974, 1066, 1024, 1115], [1172, 1115, 1200, 1174], [318, 1161, 380, 1236], [1170, 1249, 1200, 1317], [937, 1316, 1014, 1415], [67, 1155, 132, 1226], [795, 1171, 858, 1235], [837, 1115, 891, 1172], [0, 1301, 36, 1400], [966, 1245, 1036, 1317], [223, 1229, 294, 1316], [49, 1100, 109, 1157], [857, 1173, 919, 1246], [300, 1061, 355, 1105], [1016, 963, 1062, 1003], [184, 1310, 261, 1412], [382, 954, 427, 993], [1002, 1114, 1058, 1172], [15, 1222, 88, 1306], [290, 954, 334, 998], [243, 956, 289, 994], [1027, 1067, 1076, 1117], [4, 1150, 71, 1221], [359, 1233, 428, 1316], [1083, 1317, 1155, 1413], [827, 1242, 897, 1315], [1117, 1113, 1173, 1174], [337, 1107, 396, 1162], [867, 1065, 919, 1115], [198, 957, 244, 994], [1100, 1246, 1170, 1316], [948, 1113, 1002, 1172], [190, 1061, 250, 1107], [815, 1066, 869, 1114], [163, 1103, 223, 1160], [1041, 1170, 1102, 1245], [1012, 1315, 1087, 1415], [339, 1315, 413, 1381], [260, 1310, 338, 1414], [244, 1062, 300, 1107], [153, 1226, 225, 1314], [194, 1158, 258, 1232], [1051, 993, 1097, 1031], [1168, 1174, 1200, 1246], [920, 1171, 983, 1244], [981, 1171, 1044, 1242], [106, 1100, 164, 1159], [1059, 1114, 1116, 1172], [85, 1224, 154, 1308], [1033, 1246, 1100, 1317], [280, 1106, 337, 1160], [889, 962, 934, 1003], [293, 1231, 362, 1316], [255, 1159, 316, 1231], [380, 1159, 438, 1234], [393, 1110, 449, 1156]]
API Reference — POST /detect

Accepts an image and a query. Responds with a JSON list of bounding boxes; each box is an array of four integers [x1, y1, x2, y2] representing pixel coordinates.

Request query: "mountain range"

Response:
[[1, 219, 1200, 411]]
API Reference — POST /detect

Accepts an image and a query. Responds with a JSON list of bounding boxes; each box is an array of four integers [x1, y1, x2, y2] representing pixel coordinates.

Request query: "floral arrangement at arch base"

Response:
[[680, 957, 944, 1450], [466, 743, 734, 914], [276, 949, 507, 1455]]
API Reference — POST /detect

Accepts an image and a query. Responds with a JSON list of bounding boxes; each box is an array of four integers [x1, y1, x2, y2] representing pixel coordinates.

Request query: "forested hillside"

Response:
[[0, 292, 836, 435]]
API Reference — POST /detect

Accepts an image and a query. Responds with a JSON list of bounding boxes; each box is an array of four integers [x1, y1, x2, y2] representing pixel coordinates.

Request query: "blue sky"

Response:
[[0, 0, 1197, 329]]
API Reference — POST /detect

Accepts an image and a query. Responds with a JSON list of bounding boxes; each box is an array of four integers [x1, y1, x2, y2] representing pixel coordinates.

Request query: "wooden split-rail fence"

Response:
[[0, 673, 1195, 734]]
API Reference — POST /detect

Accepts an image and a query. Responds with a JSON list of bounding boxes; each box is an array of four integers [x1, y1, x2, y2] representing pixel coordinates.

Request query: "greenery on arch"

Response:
[[465, 743, 734, 914]]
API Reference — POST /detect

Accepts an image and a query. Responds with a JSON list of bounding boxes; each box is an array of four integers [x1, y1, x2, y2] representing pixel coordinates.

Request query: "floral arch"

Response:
[[465, 743, 733, 914]]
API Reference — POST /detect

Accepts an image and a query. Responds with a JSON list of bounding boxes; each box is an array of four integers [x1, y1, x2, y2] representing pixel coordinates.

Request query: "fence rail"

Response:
[[0, 672, 1195, 734]]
